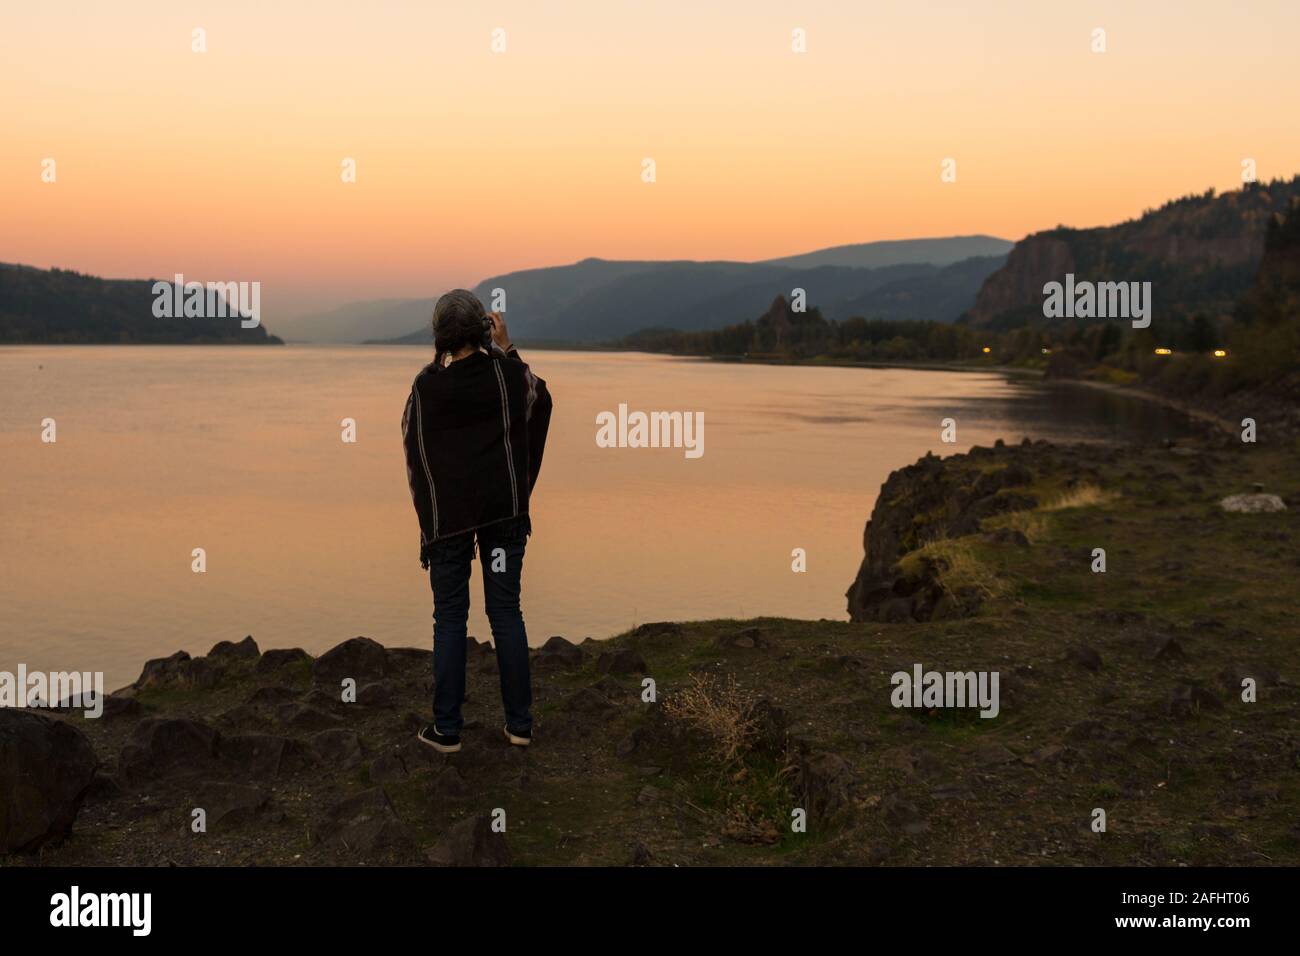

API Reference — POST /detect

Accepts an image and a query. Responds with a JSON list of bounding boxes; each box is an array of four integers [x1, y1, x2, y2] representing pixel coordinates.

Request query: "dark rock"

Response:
[[312, 788, 415, 858], [368, 752, 409, 783], [562, 687, 618, 717], [426, 814, 511, 867], [429, 767, 470, 800], [220, 734, 315, 778], [929, 592, 963, 620], [632, 621, 682, 638], [84, 772, 124, 805], [878, 597, 913, 623], [255, 648, 312, 674], [245, 685, 299, 707], [118, 717, 220, 783], [56, 694, 141, 721], [0, 710, 99, 852], [310, 729, 365, 769], [590, 675, 632, 701], [134, 651, 192, 689], [745, 698, 789, 759], [208, 635, 260, 661], [192, 781, 269, 829], [845, 446, 1058, 621], [385, 647, 433, 670], [535, 635, 583, 670], [312, 636, 388, 686], [181, 657, 223, 690], [357, 681, 397, 707], [277, 703, 344, 733], [716, 626, 767, 650], [797, 751, 857, 821], [595, 648, 647, 675]]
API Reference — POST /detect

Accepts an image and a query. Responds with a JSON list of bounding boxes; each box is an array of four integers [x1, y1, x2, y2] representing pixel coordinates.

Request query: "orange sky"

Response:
[[3, 1, 1299, 317]]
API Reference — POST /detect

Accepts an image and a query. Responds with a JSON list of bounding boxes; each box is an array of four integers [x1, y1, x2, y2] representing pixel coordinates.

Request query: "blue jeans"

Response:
[[427, 516, 533, 736]]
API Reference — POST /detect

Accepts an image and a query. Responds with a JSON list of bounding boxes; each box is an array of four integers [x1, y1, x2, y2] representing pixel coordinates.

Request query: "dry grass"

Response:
[[1043, 482, 1116, 511], [1000, 508, 1047, 542], [662, 673, 759, 763], [900, 536, 1005, 599]]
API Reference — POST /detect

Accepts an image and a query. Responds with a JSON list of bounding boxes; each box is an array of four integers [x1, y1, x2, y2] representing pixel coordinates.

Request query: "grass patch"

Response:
[[1043, 482, 1116, 511], [898, 536, 1005, 600]]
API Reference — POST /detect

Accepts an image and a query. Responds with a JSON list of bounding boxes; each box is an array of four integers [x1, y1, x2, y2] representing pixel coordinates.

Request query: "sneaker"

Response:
[[417, 724, 461, 753], [504, 725, 532, 747]]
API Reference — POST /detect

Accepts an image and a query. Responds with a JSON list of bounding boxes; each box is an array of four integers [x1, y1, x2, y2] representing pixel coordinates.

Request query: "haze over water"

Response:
[[0, 346, 1191, 689]]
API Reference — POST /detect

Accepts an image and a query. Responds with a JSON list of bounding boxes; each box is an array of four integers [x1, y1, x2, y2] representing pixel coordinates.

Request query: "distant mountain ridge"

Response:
[[361, 236, 1012, 346], [0, 264, 282, 345]]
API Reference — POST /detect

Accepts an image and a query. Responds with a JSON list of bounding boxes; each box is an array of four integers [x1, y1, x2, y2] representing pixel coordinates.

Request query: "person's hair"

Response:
[[431, 289, 487, 369]]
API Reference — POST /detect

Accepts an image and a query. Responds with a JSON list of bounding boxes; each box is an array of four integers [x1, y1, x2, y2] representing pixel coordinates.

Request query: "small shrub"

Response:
[[662, 674, 758, 764]]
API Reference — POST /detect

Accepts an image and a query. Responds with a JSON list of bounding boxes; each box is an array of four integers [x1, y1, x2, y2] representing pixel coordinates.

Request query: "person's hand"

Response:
[[487, 312, 511, 350]]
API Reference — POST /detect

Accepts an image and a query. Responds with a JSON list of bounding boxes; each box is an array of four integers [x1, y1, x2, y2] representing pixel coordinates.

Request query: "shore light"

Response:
[[1213, 349, 1227, 358], [1041, 347, 1051, 355], [1154, 347, 1173, 356], [982, 346, 991, 354]]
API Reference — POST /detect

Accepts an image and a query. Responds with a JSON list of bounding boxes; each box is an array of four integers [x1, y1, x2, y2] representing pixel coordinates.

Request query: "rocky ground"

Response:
[[3, 422, 1298, 867]]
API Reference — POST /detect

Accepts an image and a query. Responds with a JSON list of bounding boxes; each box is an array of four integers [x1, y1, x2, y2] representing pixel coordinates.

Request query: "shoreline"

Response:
[[10, 431, 1296, 866]]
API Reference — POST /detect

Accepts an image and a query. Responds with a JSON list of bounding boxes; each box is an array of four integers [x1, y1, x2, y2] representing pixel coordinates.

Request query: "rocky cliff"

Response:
[[964, 178, 1300, 328]]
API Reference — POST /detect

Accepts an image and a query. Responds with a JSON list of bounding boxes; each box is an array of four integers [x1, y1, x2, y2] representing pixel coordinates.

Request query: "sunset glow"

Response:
[[4, 1, 1299, 317]]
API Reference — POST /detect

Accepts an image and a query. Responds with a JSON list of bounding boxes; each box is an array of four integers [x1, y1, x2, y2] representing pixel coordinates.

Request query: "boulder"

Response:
[[1219, 493, 1286, 513], [797, 751, 857, 822], [595, 648, 647, 675], [208, 635, 260, 661], [277, 703, 344, 733], [311, 788, 415, 858], [245, 685, 300, 708], [313, 637, 388, 686], [368, 753, 409, 783], [425, 814, 511, 867], [744, 698, 790, 759], [0, 710, 99, 852], [534, 636, 583, 671], [428, 767, 471, 800], [716, 627, 767, 650], [134, 651, 191, 689], [357, 681, 397, 707], [220, 734, 315, 778], [192, 781, 269, 829], [118, 717, 221, 783], [310, 729, 365, 769], [562, 687, 618, 717], [255, 648, 312, 674]]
